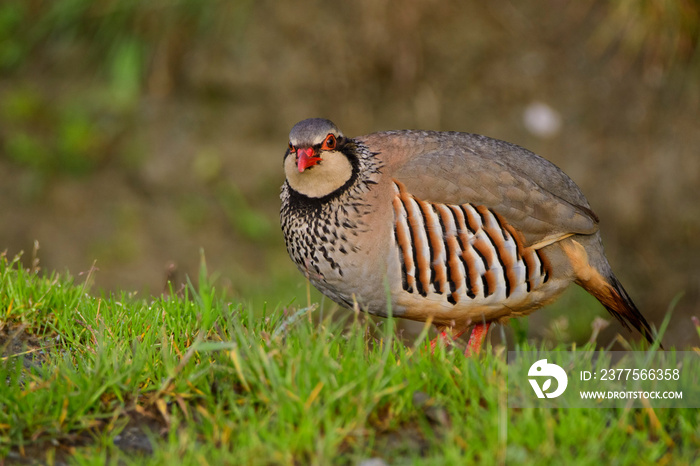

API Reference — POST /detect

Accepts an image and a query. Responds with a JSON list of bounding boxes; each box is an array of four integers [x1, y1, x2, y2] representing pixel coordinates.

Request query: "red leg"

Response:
[[464, 322, 491, 357], [429, 326, 468, 353]]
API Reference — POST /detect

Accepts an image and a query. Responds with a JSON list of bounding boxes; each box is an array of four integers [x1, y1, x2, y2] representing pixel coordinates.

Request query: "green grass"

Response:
[[1, 252, 698, 465]]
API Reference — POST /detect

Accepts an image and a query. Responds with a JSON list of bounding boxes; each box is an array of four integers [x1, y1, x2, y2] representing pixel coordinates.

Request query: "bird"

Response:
[[280, 118, 658, 355]]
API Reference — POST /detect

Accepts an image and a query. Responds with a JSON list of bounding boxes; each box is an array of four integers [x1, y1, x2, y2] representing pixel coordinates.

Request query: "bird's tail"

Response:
[[561, 239, 659, 347], [595, 273, 656, 346]]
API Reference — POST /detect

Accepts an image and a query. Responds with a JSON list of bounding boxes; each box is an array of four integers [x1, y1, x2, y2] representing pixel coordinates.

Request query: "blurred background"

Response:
[[0, 1, 698, 346]]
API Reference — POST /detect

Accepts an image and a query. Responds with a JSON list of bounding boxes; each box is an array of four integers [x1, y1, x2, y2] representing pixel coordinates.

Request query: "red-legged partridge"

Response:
[[280, 118, 657, 354]]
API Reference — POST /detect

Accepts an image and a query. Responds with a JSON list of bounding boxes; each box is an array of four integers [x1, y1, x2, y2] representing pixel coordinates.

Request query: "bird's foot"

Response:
[[427, 322, 492, 356], [429, 326, 468, 353]]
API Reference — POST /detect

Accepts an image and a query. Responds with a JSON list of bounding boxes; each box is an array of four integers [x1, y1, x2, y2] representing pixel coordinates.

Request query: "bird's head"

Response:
[[284, 118, 356, 199], [288, 118, 344, 173]]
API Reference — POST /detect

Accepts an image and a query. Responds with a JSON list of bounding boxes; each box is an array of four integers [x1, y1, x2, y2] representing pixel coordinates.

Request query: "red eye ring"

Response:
[[321, 134, 336, 151]]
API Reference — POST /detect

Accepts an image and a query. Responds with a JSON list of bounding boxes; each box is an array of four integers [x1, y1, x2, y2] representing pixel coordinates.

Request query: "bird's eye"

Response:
[[288, 142, 295, 152], [321, 134, 336, 151]]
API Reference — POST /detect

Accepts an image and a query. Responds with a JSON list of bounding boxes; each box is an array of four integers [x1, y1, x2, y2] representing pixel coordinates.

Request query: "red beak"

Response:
[[296, 147, 321, 172]]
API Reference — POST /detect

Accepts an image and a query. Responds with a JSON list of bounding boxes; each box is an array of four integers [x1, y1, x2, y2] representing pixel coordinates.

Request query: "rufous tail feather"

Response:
[[562, 240, 659, 347]]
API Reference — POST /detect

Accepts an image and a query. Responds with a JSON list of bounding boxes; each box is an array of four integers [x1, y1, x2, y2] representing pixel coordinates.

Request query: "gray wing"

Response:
[[365, 130, 599, 248]]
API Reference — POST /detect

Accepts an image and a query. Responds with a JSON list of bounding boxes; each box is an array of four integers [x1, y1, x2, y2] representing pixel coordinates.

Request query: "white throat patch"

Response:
[[285, 150, 354, 198]]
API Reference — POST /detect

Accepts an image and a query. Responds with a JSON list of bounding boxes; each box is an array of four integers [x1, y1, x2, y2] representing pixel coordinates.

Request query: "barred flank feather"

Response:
[[391, 182, 549, 307]]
